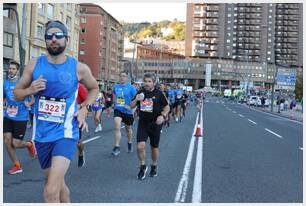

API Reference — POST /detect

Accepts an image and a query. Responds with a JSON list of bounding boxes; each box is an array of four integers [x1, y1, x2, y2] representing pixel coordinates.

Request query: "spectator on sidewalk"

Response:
[[290, 99, 297, 110], [284, 99, 289, 111]]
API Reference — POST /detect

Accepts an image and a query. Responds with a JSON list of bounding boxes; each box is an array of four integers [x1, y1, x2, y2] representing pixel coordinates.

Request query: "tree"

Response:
[[295, 73, 303, 101]]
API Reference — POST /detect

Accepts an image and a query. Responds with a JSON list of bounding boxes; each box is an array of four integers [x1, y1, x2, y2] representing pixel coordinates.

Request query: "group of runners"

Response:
[[3, 20, 203, 203]]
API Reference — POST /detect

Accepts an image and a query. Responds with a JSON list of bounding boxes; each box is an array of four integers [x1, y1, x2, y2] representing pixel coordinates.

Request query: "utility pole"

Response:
[[131, 22, 146, 82], [270, 64, 278, 112]]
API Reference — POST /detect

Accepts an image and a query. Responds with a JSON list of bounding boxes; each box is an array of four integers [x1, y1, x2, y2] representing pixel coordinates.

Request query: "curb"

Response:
[[244, 104, 303, 123]]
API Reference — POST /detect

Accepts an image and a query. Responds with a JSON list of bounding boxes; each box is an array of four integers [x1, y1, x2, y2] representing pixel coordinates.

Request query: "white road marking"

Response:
[[247, 119, 257, 125], [299, 147, 303, 151], [232, 111, 237, 114], [243, 104, 302, 125], [175, 112, 199, 203], [239, 114, 244, 118], [121, 125, 125, 128], [265, 128, 283, 139], [192, 105, 204, 203], [82, 136, 101, 144]]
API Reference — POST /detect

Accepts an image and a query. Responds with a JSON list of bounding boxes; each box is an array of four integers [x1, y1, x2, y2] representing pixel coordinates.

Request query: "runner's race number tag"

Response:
[[140, 99, 153, 112], [7, 106, 18, 117], [38, 96, 66, 123], [117, 98, 125, 106]]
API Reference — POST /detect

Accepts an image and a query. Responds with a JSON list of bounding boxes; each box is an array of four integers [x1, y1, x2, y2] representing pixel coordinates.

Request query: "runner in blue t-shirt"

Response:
[[3, 61, 36, 175], [166, 84, 176, 125], [112, 70, 137, 156], [13, 20, 99, 203]]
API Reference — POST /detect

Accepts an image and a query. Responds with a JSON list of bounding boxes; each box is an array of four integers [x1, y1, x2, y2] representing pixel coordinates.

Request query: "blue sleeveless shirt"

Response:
[[3, 79, 29, 121], [32, 55, 79, 142]]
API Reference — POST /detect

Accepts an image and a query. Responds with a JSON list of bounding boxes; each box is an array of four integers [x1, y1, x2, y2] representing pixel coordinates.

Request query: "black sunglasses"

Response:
[[44, 32, 66, 40]]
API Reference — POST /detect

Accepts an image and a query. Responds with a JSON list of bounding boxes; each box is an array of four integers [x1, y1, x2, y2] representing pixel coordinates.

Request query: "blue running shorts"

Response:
[[35, 138, 77, 169]]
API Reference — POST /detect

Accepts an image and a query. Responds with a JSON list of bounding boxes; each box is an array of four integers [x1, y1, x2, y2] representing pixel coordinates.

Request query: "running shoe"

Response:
[[95, 126, 100, 133], [8, 164, 23, 175], [127, 143, 133, 153], [27, 140, 36, 157], [111, 146, 120, 156], [137, 165, 148, 180], [78, 152, 85, 168], [149, 165, 158, 177]]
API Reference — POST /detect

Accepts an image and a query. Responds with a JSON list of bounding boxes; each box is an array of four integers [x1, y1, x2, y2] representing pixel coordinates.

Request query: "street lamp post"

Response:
[[131, 22, 147, 82], [4, 4, 26, 76]]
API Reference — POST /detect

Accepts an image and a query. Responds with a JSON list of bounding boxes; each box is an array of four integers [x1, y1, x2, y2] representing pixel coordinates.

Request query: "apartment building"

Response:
[[185, 3, 302, 90], [79, 3, 124, 87], [186, 3, 303, 67]]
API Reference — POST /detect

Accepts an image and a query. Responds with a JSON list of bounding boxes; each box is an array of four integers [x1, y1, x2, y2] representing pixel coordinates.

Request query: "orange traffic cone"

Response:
[[194, 123, 202, 137]]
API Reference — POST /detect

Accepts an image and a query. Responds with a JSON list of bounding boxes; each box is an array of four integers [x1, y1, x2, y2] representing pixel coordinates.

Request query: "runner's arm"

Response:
[[77, 62, 99, 107], [14, 58, 38, 101]]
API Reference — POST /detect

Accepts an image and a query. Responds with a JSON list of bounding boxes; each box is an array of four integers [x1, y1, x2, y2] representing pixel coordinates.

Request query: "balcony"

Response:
[[288, 4, 300, 9], [206, 5, 219, 11], [205, 25, 218, 31], [206, 12, 219, 18], [205, 19, 218, 24]]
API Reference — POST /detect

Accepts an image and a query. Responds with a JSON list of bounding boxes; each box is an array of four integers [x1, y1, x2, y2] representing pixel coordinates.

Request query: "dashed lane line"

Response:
[[264, 128, 283, 139], [247, 119, 257, 125]]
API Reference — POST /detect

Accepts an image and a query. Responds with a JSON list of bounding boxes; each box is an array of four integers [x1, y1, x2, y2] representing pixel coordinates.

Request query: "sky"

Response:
[[98, 3, 187, 23]]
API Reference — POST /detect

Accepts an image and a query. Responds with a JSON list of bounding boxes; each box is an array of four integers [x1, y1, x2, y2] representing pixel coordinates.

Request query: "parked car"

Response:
[[256, 98, 271, 107], [247, 96, 259, 106]]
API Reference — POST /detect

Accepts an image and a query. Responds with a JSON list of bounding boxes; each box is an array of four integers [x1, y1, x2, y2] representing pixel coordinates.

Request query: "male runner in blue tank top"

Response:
[[3, 61, 36, 175], [14, 20, 99, 203], [112, 71, 137, 156]]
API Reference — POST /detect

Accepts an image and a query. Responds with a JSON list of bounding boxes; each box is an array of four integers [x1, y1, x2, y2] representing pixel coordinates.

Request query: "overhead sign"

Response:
[[276, 68, 296, 86]]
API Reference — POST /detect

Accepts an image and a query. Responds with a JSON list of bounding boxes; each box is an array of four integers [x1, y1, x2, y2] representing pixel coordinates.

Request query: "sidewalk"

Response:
[[251, 103, 303, 122]]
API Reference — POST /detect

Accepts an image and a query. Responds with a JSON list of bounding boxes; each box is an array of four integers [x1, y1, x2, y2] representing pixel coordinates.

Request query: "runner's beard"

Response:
[[46, 43, 66, 56]]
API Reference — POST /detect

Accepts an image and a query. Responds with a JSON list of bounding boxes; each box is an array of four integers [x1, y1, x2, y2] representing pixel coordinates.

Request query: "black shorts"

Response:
[[79, 128, 82, 140], [136, 122, 163, 148], [3, 117, 28, 140], [105, 102, 112, 108], [114, 109, 134, 126], [173, 100, 182, 108]]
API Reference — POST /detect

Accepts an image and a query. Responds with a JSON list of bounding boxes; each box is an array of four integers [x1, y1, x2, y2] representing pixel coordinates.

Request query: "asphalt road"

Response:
[[3, 96, 303, 203]]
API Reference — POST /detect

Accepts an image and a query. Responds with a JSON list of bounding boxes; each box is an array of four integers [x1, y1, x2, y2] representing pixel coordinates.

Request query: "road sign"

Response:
[[276, 68, 296, 86]]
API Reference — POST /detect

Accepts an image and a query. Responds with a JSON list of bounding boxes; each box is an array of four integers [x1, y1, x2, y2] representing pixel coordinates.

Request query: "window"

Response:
[[81, 28, 86, 33], [3, 9, 9, 17], [60, 12, 64, 22], [67, 36, 71, 49], [80, 39, 85, 44], [81, 17, 86, 23], [66, 16, 72, 31], [67, 3, 72, 11], [36, 23, 45, 39], [80, 50, 85, 55], [47, 4, 54, 19], [38, 3, 45, 16], [3, 32, 13, 47], [31, 47, 39, 58]]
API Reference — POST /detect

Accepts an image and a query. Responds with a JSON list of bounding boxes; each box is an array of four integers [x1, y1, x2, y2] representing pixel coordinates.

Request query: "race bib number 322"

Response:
[[38, 96, 66, 123]]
